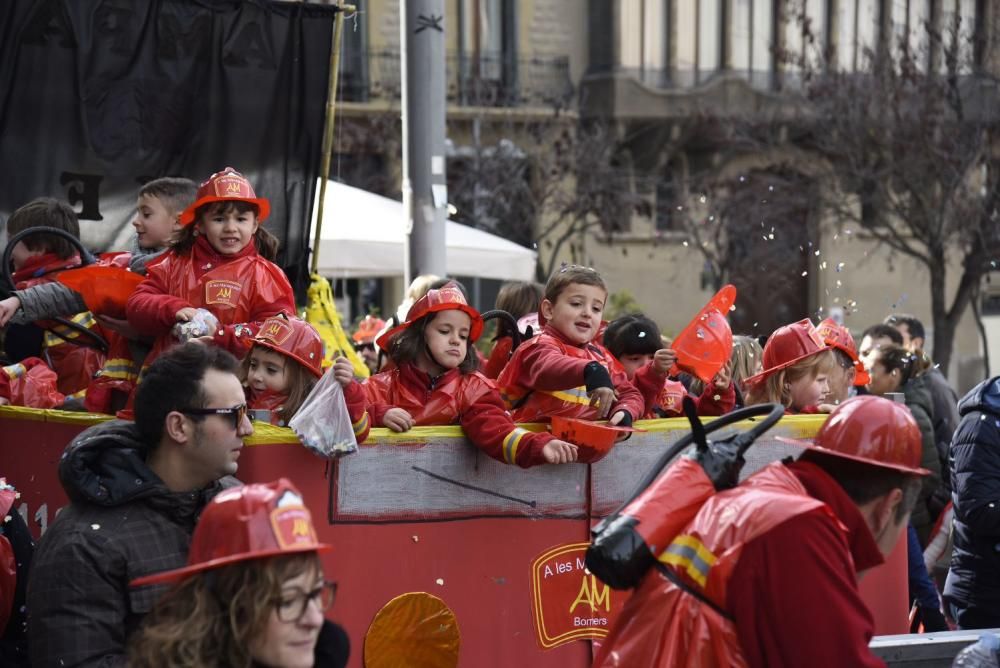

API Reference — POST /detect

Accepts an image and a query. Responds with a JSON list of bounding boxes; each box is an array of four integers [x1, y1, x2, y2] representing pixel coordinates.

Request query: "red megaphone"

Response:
[[668, 284, 736, 384]]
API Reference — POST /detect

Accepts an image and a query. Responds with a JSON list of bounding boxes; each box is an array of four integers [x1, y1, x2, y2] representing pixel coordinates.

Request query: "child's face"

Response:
[[421, 309, 471, 371], [132, 194, 179, 250], [619, 353, 654, 379], [197, 205, 259, 256], [540, 283, 606, 346], [9, 241, 42, 270], [247, 347, 290, 394], [788, 370, 829, 409]]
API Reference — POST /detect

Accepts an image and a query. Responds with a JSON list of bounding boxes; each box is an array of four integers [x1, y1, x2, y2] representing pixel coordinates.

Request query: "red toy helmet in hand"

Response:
[[130, 479, 331, 587], [779, 395, 930, 475], [253, 314, 325, 379], [377, 282, 484, 349], [353, 315, 387, 346], [817, 317, 870, 386], [179, 167, 271, 227]]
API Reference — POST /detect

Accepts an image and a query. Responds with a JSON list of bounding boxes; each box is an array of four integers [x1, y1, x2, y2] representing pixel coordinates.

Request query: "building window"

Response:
[[618, 0, 668, 86], [458, 0, 516, 104], [939, 0, 977, 72], [730, 0, 775, 88], [782, 0, 828, 85], [674, 0, 722, 87]]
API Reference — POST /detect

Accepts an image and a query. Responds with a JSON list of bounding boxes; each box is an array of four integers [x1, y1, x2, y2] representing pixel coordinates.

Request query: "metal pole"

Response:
[[311, 3, 352, 276], [401, 0, 448, 280]]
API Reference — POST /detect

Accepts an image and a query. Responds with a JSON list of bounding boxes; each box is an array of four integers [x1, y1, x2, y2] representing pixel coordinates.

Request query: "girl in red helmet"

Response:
[[126, 167, 296, 369], [744, 319, 836, 413], [364, 282, 579, 467], [242, 315, 368, 440]]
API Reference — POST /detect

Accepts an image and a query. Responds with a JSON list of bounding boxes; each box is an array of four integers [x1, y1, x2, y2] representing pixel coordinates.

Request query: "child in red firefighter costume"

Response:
[[363, 282, 579, 466], [243, 315, 369, 442], [817, 316, 871, 407], [126, 167, 295, 366], [744, 318, 836, 413], [2, 198, 110, 397], [603, 313, 735, 419], [496, 265, 644, 427], [594, 395, 930, 668], [482, 280, 542, 379]]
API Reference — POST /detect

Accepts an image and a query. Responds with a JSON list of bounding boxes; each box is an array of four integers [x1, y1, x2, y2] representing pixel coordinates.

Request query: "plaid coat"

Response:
[[26, 420, 236, 668]]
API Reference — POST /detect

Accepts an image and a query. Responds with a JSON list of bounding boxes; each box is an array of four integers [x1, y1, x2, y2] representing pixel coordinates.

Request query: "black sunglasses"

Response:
[[179, 403, 248, 430]]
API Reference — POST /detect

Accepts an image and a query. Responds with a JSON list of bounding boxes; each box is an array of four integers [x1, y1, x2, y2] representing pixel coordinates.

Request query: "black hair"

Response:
[[603, 313, 662, 359], [387, 312, 480, 374], [883, 313, 925, 343], [6, 197, 80, 259], [861, 323, 904, 346], [135, 343, 241, 448], [800, 451, 922, 523]]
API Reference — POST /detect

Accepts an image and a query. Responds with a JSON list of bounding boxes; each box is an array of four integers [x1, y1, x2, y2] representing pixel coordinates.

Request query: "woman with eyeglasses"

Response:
[[127, 479, 347, 668]]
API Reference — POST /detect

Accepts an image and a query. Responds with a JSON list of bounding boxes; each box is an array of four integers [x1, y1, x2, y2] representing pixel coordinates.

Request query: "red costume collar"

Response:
[[12, 253, 81, 284], [399, 361, 463, 389], [191, 233, 258, 265], [787, 459, 885, 572]]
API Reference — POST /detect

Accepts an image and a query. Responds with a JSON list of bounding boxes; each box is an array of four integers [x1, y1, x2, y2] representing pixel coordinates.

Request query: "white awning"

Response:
[[309, 180, 537, 281]]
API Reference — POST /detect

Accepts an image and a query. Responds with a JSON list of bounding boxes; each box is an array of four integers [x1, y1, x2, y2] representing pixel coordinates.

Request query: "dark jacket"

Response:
[[902, 374, 942, 543], [25, 420, 235, 668], [944, 377, 1000, 621]]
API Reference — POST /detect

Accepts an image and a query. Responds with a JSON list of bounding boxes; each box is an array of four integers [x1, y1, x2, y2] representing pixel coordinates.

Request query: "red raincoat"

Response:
[[495, 325, 644, 424], [594, 460, 886, 668], [632, 363, 735, 419], [364, 362, 556, 467], [13, 254, 108, 396], [246, 380, 370, 441], [1, 357, 66, 408], [0, 484, 16, 636], [126, 236, 295, 364], [482, 335, 514, 379]]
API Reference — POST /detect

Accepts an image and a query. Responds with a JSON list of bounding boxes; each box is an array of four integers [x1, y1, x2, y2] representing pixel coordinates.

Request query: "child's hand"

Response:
[[652, 348, 678, 375], [609, 410, 631, 440], [332, 357, 354, 387], [0, 296, 21, 327], [175, 307, 198, 322], [816, 403, 836, 414], [383, 407, 415, 432], [542, 439, 578, 464], [713, 361, 733, 389], [589, 386, 618, 419], [0, 397, 9, 406]]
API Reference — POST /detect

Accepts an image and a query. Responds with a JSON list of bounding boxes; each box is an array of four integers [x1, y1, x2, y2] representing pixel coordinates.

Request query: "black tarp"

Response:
[[0, 0, 340, 295]]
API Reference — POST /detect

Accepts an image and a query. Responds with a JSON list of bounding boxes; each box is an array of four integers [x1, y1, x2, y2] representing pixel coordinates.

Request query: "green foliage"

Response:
[[604, 290, 644, 322]]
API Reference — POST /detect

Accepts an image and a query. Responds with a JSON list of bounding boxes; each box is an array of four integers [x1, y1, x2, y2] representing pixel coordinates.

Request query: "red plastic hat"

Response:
[[778, 395, 930, 475], [817, 318, 870, 386], [744, 318, 830, 387], [550, 416, 643, 464], [55, 265, 145, 320], [179, 167, 271, 227], [253, 315, 325, 379], [669, 285, 736, 384], [377, 282, 484, 349], [130, 479, 330, 587], [353, 315, 387, 345]]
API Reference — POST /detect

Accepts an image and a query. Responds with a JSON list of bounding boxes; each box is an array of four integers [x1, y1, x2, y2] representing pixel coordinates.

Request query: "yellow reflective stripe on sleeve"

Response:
[[503, 427, 530, 464], [352, 411, 369, 435], [43, 312, 99, 346], [658, 534, 718, 588], [539, 385, 591, 406], [96, 359, 139, 380]]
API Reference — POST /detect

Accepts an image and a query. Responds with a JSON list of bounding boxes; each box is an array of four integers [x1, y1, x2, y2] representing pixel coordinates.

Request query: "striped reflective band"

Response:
[[503, 427, 530, 464], [96, 359, 139, 380], [659, 534, 718, 588], [43, 312, 98, 346], [540, 385, 591, 406], [352, 411, 369, 435]]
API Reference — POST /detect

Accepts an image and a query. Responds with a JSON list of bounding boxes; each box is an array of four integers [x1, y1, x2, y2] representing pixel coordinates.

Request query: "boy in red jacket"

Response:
[[496, 265, 644, 427]]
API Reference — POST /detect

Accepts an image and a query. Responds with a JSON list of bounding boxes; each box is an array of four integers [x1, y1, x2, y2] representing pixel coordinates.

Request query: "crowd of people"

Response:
[[0, 167, 998, 666]]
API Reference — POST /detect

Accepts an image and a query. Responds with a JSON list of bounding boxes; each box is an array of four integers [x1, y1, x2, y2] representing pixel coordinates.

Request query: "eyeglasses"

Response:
[[354, 342, 375, 352], [275, 580, 338, 623], [178, 403, 248, 430]]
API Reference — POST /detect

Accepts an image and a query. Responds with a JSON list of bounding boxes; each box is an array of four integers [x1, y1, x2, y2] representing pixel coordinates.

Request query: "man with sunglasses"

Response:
[[27, 342, 251, 668]]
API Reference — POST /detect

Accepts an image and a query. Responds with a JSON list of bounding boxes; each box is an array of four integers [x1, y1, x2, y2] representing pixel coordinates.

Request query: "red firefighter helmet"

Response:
[[779, 395, 930, 475], [253, 315, 325, 379], [817, 317, 870, 386], [130, 479, 331, 587], [744, 318, 830, 386], [179, 167, 271, 227], [377, 281, 484, 349], [353, 315, 387, 345]]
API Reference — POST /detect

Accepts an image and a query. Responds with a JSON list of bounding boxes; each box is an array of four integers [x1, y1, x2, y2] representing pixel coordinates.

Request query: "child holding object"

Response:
[[126, 167, 295, 366], [744, 319, 835, 414], [496, 265, 644, 428], [242, 315, 368, 441], [364, 282, 578, 467], [603, 314, 735, 419]]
